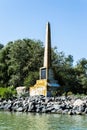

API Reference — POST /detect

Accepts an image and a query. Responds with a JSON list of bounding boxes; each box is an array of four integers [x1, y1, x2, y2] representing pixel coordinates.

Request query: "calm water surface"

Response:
[[0, 111, 87, 130]]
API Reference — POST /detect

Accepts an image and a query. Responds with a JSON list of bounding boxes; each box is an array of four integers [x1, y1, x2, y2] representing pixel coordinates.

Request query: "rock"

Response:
[[28, 102, 34, 112], [61, 96, 66, 102], [0, 105, 4, 110], [42, 107, 46, 113], [56, 109, 62, 114], [46, 107, 54, 113], [75, 110, 82, 115], [36, 105, 44, 112], [2, 100, 7, 105], [4, 103, 12, 111], [62, 109, 68, 114], [68, 110, 75, 115], [16, 86, 26, 96], [0, 95, 87, 115], [51, 109, 56, 113], [73, 99, 83, 107], [78, 105, 85, 113], [28, 101, 37, 112], [85, 108, 87, 114], [53, 104, 61, 110], [17, 107, 23, 112], [45, 97, 53, 103], [60, 103, 66, 110]]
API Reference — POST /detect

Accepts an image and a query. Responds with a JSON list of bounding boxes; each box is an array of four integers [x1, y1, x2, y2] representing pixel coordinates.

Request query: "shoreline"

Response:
[[0, 95, 87, 115]]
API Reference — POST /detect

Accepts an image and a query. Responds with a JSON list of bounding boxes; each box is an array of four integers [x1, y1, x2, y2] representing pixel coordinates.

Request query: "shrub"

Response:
[[67, 91, 73, 96], [0, 87, 17, 99]]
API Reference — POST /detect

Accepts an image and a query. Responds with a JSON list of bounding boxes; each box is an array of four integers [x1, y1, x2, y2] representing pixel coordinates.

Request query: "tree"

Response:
[[7, 39, 44, 87], [0, 43, 12, 87], [24, 71, 39, 88], [51, 49, 78, 94], [0, 43, 4, 50], [75, 58, 87, 94]]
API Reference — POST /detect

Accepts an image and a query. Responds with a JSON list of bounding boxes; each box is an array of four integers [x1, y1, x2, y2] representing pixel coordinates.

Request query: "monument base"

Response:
[[30, 79, 60, 97]]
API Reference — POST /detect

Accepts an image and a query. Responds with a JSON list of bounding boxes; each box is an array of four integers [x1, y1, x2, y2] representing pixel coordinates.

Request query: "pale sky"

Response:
[[0, 0, 87, 64]]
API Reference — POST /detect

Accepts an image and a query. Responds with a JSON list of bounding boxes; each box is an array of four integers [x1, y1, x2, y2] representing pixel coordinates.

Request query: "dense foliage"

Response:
[[0, 39, 87, 95], [0, 86, 16, 99]]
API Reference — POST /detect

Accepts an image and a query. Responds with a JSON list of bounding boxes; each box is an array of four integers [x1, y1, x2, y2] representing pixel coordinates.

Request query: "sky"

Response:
[[0, 0, 87, 65]]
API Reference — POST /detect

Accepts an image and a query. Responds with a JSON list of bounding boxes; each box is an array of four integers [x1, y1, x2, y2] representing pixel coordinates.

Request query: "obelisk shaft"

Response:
[[44, 22, 51, 68]]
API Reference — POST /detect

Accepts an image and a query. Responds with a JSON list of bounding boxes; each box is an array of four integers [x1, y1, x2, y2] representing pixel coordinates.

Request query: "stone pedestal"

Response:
[[30, 79, 47, 96], [30, 79, 59, 97]]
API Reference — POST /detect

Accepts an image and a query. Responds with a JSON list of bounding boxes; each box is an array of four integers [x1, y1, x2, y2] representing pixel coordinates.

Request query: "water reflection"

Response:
[[0, 112, 87, 130]]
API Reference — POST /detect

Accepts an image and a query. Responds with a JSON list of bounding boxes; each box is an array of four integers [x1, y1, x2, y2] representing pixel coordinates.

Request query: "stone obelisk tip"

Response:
[[43, 22, 51, 68], [46, 21, 50, 25]]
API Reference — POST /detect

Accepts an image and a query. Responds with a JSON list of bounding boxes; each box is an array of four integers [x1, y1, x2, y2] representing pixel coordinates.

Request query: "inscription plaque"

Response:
[[41, 68, 46, 79]]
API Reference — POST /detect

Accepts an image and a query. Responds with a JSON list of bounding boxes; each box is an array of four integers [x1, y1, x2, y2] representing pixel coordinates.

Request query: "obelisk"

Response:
[[44, 22, 51, 68], [30, 22, 60, 97], [40, 22, 52, 80]]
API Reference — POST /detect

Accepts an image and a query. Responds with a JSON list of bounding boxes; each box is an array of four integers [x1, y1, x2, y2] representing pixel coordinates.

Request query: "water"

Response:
[[0, 112, 87, 130]]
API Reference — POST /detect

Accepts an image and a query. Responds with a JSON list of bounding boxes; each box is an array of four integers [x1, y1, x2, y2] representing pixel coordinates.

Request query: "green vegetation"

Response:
[[0, 39, 87, 95], [0, 86, 16, 99]]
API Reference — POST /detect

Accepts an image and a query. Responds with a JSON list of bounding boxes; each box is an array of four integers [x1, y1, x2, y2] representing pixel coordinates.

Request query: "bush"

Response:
[[67, 91, 73, 96], [0, 87, 17, 99], [24, 71, 39, 88]]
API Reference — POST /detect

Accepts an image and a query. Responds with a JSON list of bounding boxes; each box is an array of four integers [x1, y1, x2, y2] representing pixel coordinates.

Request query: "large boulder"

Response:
[[73, 99, 83, 107], [16, 86, 26, 96]]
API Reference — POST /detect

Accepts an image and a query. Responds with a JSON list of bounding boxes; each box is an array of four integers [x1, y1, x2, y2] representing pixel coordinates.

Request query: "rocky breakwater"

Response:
[[0, 95, 87, 115]]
